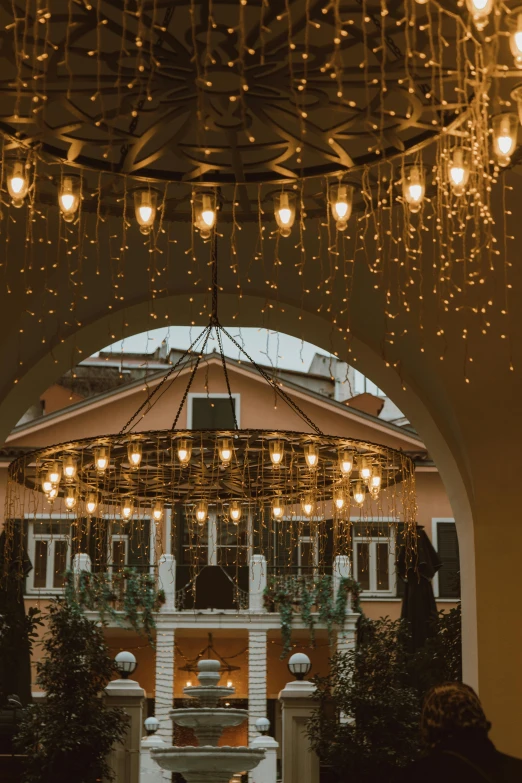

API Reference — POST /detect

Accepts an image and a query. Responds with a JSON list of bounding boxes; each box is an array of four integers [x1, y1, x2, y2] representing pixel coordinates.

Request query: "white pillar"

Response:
[[279, 679, 320, 783], [155, 621, 175, 742], [157, 554, 176, 612], [141, 734, 170, 782], [72, 552, 92, 573], [208, 511, 218, 565], [250, 734, 278, 783], [105, 676, 145, 783], [333, 554, 351, 602], [249, 555, 267, 611], [248, 630, 268, 743]]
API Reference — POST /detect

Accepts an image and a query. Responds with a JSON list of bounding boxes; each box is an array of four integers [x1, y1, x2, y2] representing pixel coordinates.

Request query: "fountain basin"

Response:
[[170, 707, 249, 746], [151, 745, 265, 783], [183, 684, 234, 707]]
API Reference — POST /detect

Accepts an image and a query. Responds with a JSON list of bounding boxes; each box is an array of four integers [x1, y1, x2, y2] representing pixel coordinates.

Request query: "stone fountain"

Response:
[[151, 659, 265, 783]]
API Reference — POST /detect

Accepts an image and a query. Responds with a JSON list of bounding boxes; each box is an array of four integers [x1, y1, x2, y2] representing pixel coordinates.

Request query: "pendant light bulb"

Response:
[[229, 501, 242, 524], [353, 482, 366, 507], [303, 442, 319, 469], [448, 147, 470, 197], [47, 462, 62, 486], [127, 442, 143, 468], [492, 113, 518, 167], [152, 501, 164, 522], [218, 438, 233, 467], [42, 479, 54, 495], [509, 13, 522, 68], [269, 439, 284, 466], [94, 447, 110, 473], [339, 450, 354, 477], [330, 183, 353, 231], [134, 189, 158, 235], [465, 0, 493, 30], [359, 457, 373, 484], [86, 493, 98, 516], [193, 190, 217, 239], [402, 165, 425, 213], [7, 160, 28, 207], [121, 499, 134, 520], [333, 487, 346, 511], [63, 455, 77, 480], [302, 496, 315, 517], [58, 175, 80, 222], [195, 500, 208, 525], [177, 438, 192, 466], [65, 488, 77, 510], [274, 191, 296, 237], [272, 496, 285, 519]]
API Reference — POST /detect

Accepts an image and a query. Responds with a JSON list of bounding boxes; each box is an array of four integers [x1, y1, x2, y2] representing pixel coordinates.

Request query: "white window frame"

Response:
[[297, 534, 319, 575], [431, 517, 455, 599], [26, 516, 71, 594], [187, 393, 241, 429], [215, 509, 252, 566], [352, 519, 396, 597], [108, 533, 129, 575]]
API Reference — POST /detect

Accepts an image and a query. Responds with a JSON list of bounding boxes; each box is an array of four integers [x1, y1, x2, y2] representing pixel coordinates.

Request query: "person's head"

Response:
[[421, 683, 491, 749]]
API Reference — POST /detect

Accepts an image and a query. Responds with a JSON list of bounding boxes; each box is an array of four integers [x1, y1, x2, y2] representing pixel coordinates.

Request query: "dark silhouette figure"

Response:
[[402, 682, 522, 782]]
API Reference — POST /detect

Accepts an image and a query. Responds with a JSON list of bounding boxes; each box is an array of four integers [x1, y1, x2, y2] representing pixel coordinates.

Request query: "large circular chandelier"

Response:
[[5, 237, 417, 569]]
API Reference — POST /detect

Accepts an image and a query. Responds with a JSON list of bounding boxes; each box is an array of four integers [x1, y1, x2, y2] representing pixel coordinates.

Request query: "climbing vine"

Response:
[[64, 568, 165, 645], [264, 575, 362, 658]]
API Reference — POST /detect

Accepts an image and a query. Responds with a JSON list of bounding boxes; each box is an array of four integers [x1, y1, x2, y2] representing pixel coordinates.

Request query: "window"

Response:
[[28, 519, 70, 592], [181, 515, 208, 565], [353, 370, 385, 398], [433, 520, 460, 599], [352, 524, 395, 595], [297, 534, 318, 575], [188, 394, 240, 429], [217, 516, 249, 565]]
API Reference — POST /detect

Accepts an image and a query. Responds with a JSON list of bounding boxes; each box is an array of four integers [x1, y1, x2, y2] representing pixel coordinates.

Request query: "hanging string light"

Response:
[[7, 160, 28, 208], [273, 192, 296, 237], [269, 439, 284, 466], [303, 442, 319, 469], [121, 499, 134, 520], [64, 487, 77, 510], [63, 455, 77, 480], [58, 175, 81, 222], [218, 437, 233, 467], [94, 447, 110, 472], [301, 495, 315, 517], [492, 113, 518, 167], [127, 442, 143, 468], [229, 501, 242, 523], [134, 188, 158, 235], [352, 482, 366, 507], [176, 438, 192, 466], [152, 501, 164, 522], [333, 487, 346, 511], [339, 450, 354, 477], [272, 496, 285, 519], [195, 500, 208, 525], [86, 493, 98, 516]]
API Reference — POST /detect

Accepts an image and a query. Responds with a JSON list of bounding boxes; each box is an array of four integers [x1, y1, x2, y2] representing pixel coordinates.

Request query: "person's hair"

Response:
[[421, 683, 491, 749]]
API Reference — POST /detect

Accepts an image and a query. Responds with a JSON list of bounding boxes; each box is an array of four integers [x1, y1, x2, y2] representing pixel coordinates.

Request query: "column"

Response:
[[249, 554, 267, 612], [278, 679, 319, 783], [208, 511, 218, 565], [248, 630, 267, 743], [333, 554, 356, 659], [155, 621, 175, 743], [250, 732, 278, 783], [140, 734, 169, 783], [105, 676, 145, 783], [157, 554, 176, 612]]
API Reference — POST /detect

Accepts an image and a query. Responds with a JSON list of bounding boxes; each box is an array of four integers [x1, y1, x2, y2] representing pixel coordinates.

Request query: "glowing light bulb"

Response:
[[121, 500, 134, 520], [333, 488, 345, 511], [353, 482, 365, 507], [48, 486, 58, 501], [152, 501, 164, 522], [274, 191, 296, 237], [492, 113, 518, 167], [229, 501, 242, 524], [134, 188, 157, 234], [304, 442, 319, 469], [7, 161, 28, 207], [186, 680, 193, 688], [94, 447, 109, 472], [218, 438, 233, 467], [227, 680, 233, 688], [58, 175, 80, 222], [302, 496, 315, 517], [47, 462, 61, 486], [127, 442, 142, 468], [465, 0, 493, 30], [272, 496, 285, 519], [63, 455, 77, 480], [447, 147, 471, 198], [65, 488, 77, 510], [330, 183, 353, 231], [195, 500, 208, 525], [177, 438, 192, 465], [194, 190, 217, 238], [86, 494, 98, 516], [269, 439, 284, 466], [339, 450, 354, 476], [403, 165, 425, 213], [42, 479, 54, 494], [359, 457, 372, 484], [511, 14, 522, 68]]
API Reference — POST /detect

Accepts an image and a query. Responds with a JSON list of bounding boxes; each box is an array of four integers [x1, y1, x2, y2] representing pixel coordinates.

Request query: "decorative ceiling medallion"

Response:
[[0, 0, 477, 184]]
